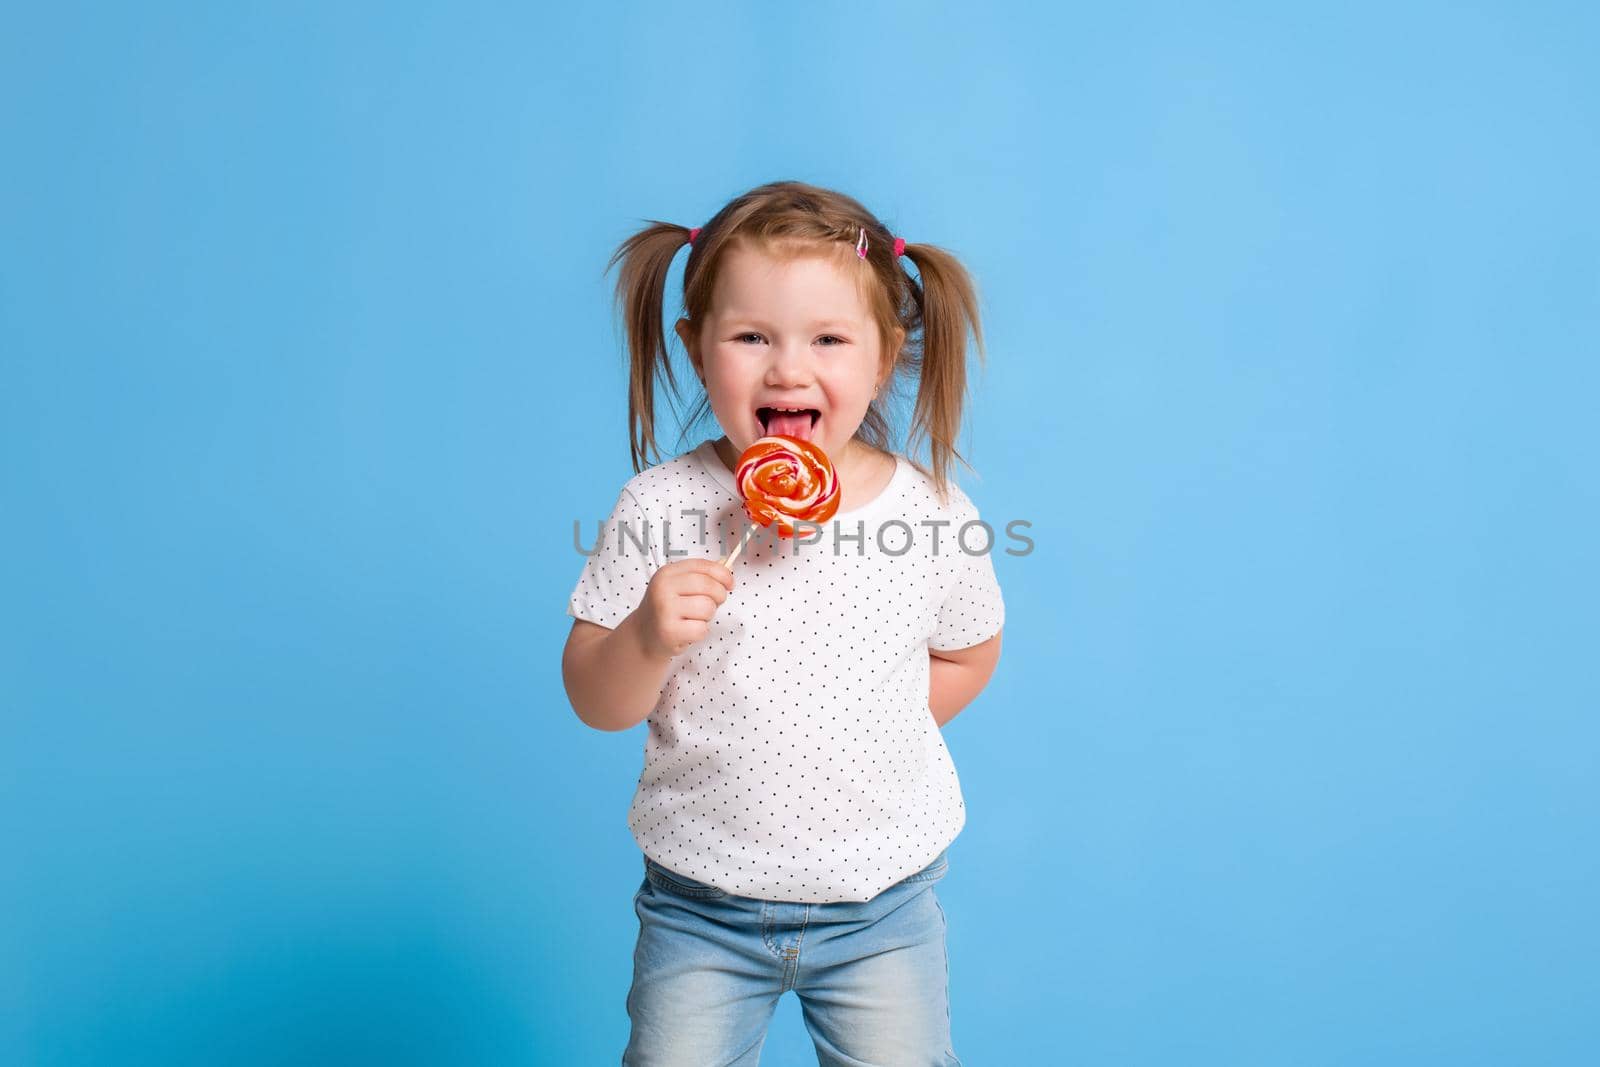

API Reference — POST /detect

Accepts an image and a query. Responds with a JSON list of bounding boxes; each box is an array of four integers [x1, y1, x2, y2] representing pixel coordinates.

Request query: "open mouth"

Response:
[[756, 407, 821, 441]]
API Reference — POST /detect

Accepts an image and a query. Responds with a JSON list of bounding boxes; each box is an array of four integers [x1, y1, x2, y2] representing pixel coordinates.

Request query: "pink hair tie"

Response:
[[893, 236, 906, 257], [687, 226, 701, 246]]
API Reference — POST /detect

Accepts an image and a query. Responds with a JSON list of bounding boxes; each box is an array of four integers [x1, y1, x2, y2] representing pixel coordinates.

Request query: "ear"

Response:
[[675, 318, 702, 378]]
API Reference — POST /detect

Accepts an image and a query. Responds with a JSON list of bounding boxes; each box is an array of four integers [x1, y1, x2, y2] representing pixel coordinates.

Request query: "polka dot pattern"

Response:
[[567, 439, 1005, 902]]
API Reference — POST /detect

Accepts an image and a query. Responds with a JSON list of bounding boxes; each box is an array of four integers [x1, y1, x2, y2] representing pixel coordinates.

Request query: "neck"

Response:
[[714, 435, 878, 473]]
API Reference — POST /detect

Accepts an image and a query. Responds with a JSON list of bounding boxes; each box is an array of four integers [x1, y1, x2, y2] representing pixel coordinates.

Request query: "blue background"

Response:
[[4, 2, 1596, 1064]]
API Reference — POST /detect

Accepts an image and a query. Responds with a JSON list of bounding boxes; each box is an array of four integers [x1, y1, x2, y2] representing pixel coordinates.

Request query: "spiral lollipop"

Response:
[[720, 435, 841, 566]]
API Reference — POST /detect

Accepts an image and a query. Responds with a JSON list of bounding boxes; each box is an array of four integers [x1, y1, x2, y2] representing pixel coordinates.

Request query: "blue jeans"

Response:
[[622, 849, 961, 1066]]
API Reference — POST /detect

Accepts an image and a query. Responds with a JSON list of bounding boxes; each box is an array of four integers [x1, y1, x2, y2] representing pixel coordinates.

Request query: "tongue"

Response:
[[766, 411, 814, 441]]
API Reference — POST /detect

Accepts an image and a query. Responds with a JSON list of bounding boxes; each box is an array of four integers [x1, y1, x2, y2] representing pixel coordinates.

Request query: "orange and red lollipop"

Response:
[[720, 435, 840, 565]]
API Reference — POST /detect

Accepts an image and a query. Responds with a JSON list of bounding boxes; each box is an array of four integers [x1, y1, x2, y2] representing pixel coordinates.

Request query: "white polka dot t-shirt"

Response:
[[566, 438, 1005, 903]]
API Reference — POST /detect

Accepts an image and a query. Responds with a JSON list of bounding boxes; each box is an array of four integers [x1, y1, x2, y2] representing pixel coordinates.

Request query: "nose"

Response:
[[763, 339, 814, 387]]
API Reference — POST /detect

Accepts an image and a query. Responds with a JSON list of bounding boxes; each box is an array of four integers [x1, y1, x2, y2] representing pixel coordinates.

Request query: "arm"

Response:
[[562, 615, 675, 732], [563, 558, 734, 732], [928, 628, 1003, 728]]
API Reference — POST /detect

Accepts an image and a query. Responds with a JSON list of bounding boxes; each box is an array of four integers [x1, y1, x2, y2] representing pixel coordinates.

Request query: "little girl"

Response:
[[563, 180, 1004, 1066]]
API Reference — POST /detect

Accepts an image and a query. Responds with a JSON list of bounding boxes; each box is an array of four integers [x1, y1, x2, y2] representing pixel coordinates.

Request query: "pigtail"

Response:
[[605, 221, 695, 473], [899, 241, 987, 507]]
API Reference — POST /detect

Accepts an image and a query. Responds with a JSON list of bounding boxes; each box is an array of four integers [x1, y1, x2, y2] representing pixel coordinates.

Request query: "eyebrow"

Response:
[[721, 315, 859, 330]]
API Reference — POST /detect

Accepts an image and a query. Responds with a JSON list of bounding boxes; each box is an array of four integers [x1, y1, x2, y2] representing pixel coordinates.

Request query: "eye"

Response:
[[732, 332, 844, 345]]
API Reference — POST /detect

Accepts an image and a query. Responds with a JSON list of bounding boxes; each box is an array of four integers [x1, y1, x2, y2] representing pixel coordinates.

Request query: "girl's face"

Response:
[[677, 239, 902, 468]]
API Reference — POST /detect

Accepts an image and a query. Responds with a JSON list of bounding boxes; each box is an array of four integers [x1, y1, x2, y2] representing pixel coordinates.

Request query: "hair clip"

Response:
[[856, 227, 869, 260]]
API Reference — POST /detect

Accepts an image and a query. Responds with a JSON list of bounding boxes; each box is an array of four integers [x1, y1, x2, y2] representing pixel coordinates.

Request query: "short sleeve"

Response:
[[567, 487, 659, 630], [928, 499, 1006, 652]]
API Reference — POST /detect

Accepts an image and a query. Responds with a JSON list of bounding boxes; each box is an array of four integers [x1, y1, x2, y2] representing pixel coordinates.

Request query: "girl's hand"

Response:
[[629, 559, 735, 661]]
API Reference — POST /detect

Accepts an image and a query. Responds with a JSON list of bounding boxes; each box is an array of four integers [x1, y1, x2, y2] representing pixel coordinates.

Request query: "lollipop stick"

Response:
[[720, 522, 757, 568]]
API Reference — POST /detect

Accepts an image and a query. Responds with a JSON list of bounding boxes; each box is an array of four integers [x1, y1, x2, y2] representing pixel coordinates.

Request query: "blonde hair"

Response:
[[605, 179, 987, 505]]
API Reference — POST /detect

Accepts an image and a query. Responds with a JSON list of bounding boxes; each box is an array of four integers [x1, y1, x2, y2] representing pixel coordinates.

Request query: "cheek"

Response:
[[706, 354, 758, 390], [703, 365, 752, 408], [827, 363, 878, 406]]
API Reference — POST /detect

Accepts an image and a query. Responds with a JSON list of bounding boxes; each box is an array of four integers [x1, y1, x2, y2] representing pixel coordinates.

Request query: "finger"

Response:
[[681, 556, 735, 590], [681, 573, 729, 604], [663, 571, 727, 604], [675, 593, 720, 621]]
